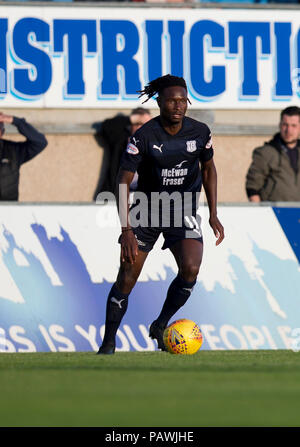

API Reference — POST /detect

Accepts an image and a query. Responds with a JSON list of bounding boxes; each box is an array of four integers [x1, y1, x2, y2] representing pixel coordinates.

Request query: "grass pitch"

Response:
[[0, 350, 300, 427]]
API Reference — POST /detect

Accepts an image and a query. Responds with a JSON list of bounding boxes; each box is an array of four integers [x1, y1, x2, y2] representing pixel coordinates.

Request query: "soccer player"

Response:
[[98, 74, 224, 354]]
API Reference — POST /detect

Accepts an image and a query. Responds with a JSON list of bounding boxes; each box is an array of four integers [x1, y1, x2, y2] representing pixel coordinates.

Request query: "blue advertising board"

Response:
[[0, 204, 299, 352], [0, 6, 299, 108]]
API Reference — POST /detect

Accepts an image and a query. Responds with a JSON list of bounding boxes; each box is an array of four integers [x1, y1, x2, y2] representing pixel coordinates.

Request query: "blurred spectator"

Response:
[[193, 0, 299, 3], [93, 107, 151, 199], [246, 106, 300, 202], [145, 0, 187, 3], [0, 113, 47, 201]]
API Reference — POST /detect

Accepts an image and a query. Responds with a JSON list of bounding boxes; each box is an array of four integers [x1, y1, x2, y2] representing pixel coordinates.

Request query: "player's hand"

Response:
[[0, 113, 13, 124], [209, 215, 224, 246], [120, 229, 139, 264]]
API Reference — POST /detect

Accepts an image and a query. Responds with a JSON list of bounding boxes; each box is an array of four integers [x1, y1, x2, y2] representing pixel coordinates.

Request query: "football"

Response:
[[163, 319, 203, 354]]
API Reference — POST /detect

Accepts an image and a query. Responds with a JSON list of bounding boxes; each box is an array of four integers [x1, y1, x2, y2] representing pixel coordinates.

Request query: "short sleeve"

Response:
[[119, 132, 146, 173], [199, 127, 214, 163]]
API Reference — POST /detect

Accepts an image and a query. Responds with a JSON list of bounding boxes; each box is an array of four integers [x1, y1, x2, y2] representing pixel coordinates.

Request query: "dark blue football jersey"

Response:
[[120, 116, 213, 196]]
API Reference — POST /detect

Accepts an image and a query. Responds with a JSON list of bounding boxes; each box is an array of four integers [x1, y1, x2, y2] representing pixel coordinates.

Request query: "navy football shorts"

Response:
[[118, 215, 203, 252], [133, 225, 203, 252]]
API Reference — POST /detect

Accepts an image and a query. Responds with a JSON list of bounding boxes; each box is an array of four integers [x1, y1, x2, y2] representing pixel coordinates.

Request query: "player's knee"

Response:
[[116, 269, 138, 293], [179, 264, 200, 282]]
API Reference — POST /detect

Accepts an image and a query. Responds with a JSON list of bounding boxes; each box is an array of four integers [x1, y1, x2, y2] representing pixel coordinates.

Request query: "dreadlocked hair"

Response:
[[138, 74, 188, 103]]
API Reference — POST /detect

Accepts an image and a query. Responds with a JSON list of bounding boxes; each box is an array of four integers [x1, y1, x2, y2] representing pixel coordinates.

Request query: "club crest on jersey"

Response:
[[186, 140, 197, 153], [126, 142, 139, 155]]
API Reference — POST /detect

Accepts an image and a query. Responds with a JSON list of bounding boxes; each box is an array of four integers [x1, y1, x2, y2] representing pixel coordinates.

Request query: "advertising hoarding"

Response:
[[0, 6, 299, 108], [0, 204, 299, 352]]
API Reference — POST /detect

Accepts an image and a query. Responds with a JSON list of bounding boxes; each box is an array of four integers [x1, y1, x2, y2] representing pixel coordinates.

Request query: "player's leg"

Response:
[[150, 239, 203, 350], [170, 238, 203, 282], [98, 250, 148, 354]]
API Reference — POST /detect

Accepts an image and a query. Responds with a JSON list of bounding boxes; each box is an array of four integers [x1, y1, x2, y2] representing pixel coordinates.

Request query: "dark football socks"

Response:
[[100, 284, 129, 348], [155, 275, 196, 328]]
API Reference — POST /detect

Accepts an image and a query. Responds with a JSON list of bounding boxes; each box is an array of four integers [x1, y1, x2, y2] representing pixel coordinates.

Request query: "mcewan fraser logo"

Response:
[[161, 166, 188, 186], [175, 160, 188, 168]]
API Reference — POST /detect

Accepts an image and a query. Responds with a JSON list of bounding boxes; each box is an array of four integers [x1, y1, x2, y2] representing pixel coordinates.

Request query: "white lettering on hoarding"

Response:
[[39, 324, 57, 352], [291, 328, 300, 353], [0, 327, 16, 352], [200, 324, 224, 350], [100, 325, 130, 352], [277, 326, 293, 349], [123, 324, 155, 351], [0, 323, 298, 352], [261, 325, 278, 349], [75, 324, 98, 351], [9, 325, 36, 352], [242, 325, 265, 350], [48, 324, 76, 352], [220, 324, 248, 350]]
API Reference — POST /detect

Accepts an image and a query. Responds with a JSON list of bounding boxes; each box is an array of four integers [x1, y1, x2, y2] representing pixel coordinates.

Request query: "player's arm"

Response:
[[117, 131, 145, 263], [116, 168, 138, 264], [201, 158, 224, 246]]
